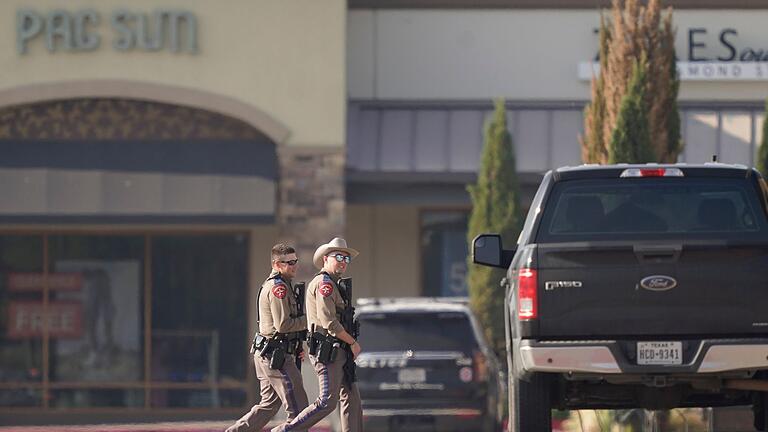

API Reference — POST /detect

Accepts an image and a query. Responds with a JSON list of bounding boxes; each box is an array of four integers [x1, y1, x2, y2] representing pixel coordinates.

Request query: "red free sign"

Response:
[[6, 301, 83, 339]]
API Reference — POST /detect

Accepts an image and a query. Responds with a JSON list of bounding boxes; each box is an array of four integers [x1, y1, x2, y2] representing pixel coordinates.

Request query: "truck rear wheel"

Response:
[[510, 372, 552, 432], [755, 392, 768, 431]]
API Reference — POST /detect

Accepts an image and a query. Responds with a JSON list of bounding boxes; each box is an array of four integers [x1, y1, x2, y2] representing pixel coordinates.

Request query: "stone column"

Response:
[[276, 146, 345, 281]]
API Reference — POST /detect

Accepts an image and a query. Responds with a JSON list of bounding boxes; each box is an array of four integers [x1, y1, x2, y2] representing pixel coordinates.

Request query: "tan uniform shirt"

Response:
[[306, 272, 345, 337], [258, 271, 307, 337]]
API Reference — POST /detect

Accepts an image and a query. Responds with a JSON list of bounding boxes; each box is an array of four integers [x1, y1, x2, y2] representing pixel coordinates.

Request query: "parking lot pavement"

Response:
[[0, 421, 333, 432]]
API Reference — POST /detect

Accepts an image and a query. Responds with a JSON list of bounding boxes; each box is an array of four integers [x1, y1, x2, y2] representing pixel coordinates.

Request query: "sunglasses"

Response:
[[277, 259, 298, 266], [327, 253, 351, 263]]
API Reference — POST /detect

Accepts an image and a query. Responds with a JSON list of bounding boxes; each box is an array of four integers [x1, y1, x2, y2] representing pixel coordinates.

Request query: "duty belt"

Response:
[[251, 331, 305, 354], [307, 326, 350, 364]]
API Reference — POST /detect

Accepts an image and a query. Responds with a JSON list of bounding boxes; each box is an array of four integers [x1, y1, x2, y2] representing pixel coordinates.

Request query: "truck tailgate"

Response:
[[535, 241, 768, 338]]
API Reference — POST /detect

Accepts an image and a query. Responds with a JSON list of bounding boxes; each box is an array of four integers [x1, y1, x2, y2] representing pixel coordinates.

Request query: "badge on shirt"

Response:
[[319, 282, 334, 297], [272, 283, 287, 299]]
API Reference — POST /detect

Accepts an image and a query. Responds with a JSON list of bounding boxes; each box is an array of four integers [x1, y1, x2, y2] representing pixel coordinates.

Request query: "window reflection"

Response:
[[51, 389, 144, 408], [421, 211, 469, 297], [151, 235, 248, 408], [0, 235, 44, 407], [151, 389, 246, 409], [0, 233, 250, 411], [0, 389, 41, 407], [48, 236, 145, 386]]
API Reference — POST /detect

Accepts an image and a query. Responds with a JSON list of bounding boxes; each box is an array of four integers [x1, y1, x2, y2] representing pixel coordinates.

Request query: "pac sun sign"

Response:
[[16, 8, 198, 55]]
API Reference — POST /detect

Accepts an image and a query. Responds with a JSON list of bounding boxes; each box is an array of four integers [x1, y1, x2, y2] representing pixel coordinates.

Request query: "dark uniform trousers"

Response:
[[271, 349, 362, 432], [226, 353, 308, 432]]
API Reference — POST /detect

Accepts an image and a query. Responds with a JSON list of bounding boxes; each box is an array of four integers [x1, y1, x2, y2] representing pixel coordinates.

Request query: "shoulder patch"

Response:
[[319, 282, 334, 298], [272, 282, 287, 299]]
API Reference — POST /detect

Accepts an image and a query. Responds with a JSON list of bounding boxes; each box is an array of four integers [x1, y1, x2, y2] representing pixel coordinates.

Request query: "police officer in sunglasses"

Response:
[[271, 237, 362, 432], [226, 243, 309, 432]]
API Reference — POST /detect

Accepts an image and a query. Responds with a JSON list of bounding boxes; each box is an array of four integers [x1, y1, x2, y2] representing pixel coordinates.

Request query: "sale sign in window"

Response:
[[7, 301, 83, 339]]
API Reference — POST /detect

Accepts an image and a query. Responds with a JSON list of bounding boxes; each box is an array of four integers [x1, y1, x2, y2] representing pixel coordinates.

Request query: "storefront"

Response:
[[1, 231, 250, 409], [4, 0, 768, 423], [0, 0, 345, 422], [346, 0, 768, 299]]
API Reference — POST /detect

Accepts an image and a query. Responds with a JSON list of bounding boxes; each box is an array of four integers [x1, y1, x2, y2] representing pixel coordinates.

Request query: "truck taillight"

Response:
[[620, 168, 684, 178], [517, 268, 538, 319]]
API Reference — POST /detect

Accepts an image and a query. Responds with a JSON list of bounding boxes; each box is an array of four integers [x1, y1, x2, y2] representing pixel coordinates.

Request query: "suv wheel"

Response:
[[510, 372, 552, 432]]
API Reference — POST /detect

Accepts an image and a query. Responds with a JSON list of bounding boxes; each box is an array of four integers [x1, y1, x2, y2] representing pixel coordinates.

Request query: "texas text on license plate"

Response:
[[637, 341, 682, 365]]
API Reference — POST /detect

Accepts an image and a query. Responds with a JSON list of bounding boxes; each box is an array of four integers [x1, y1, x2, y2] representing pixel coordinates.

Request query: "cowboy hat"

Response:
[[313, 237, 359, 269]]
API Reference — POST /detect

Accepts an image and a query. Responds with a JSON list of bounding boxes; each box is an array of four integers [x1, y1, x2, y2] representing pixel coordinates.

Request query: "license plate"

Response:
[[637, 341, 682, 365], [397, 368, 426, 383]]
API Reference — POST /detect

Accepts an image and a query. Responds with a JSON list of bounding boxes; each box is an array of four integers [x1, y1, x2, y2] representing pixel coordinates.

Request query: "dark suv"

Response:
[[355, 297, 504, 432]]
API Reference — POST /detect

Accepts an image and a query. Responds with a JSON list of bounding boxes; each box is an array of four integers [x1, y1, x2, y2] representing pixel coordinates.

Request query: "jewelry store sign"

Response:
[[578, 61, 768, 81], [579, 27, 768, 81], [16, 8, 198, 54]]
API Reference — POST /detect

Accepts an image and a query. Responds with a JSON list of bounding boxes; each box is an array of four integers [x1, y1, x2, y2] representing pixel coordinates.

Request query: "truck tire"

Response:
[[755, 392, 768, 431], [764, 402, 768, 432], [510, 372, 552, 432]]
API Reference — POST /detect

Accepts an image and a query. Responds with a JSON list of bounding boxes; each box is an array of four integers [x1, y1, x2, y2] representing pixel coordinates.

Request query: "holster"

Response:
[[307, 331, 319, 356], [283, 331, 306, 355], [308, 331, 340, 364], [269, 345, 286, 369], [258, 336, 287, 369]]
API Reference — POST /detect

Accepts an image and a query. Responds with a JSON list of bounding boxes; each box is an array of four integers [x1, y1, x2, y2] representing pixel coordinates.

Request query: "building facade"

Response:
[[0, 0, 345, 422], [2, 0, 768, 424], [346, 0, 768, 300]]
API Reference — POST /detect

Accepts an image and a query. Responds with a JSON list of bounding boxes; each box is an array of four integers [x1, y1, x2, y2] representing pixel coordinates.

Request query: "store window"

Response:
[[681, 108, 766, 166], [421, 211, 469, 297], [0, 232, 249, 412], [0, 235, 44, 407], [47, 235, 145, 408], [150, 235, 248, 408]]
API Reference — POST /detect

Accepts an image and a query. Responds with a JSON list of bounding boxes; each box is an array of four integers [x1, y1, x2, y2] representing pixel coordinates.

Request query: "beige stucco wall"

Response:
[[0, 0, 345, 147], [349, 9, 768, 102], [345, 204, 421, 300]]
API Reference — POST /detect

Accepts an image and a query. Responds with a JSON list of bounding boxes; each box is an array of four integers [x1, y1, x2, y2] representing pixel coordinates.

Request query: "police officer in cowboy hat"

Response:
[[226, 243, 309, 432], [271, 237, 363, 432]]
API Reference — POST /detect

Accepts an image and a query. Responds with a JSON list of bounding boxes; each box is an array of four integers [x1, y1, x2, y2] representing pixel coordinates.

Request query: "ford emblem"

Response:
[[640, 275, 677, 291]]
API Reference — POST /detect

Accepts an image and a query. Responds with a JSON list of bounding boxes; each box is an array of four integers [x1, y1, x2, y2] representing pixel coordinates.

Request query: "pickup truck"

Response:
[[472, 164, 768, 431]]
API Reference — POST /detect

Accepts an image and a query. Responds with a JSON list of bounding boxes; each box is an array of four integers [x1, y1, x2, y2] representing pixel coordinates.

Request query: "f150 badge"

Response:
[[640, 275, 677, 291], [544, 281, 582, 291]]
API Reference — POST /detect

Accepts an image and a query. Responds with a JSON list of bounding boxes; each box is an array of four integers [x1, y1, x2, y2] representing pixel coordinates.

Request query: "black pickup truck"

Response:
[[473, 164, 768, 431]]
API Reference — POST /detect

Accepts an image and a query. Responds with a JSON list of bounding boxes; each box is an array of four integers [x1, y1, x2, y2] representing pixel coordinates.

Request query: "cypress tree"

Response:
[[609, 59, 654, 164], [659, 14, 683, 162], [581, 13, 610, 164], [757, 100, 768, 178], [582, 0, 682, 163], [466, 100, 522, 354]]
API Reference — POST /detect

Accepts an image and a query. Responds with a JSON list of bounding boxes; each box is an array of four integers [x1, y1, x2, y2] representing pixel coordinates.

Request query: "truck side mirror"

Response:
[[473, 234, 515, 269], [473, 234, 502, 267]]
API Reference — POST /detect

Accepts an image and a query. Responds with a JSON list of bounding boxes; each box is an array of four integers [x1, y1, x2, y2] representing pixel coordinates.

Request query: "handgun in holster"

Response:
[[269, 343, 286, 369], [307, 325, 338, 364], [258, 335, 287, 369], [318, 338, 339, 364], [307, 324, 319, 356]]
